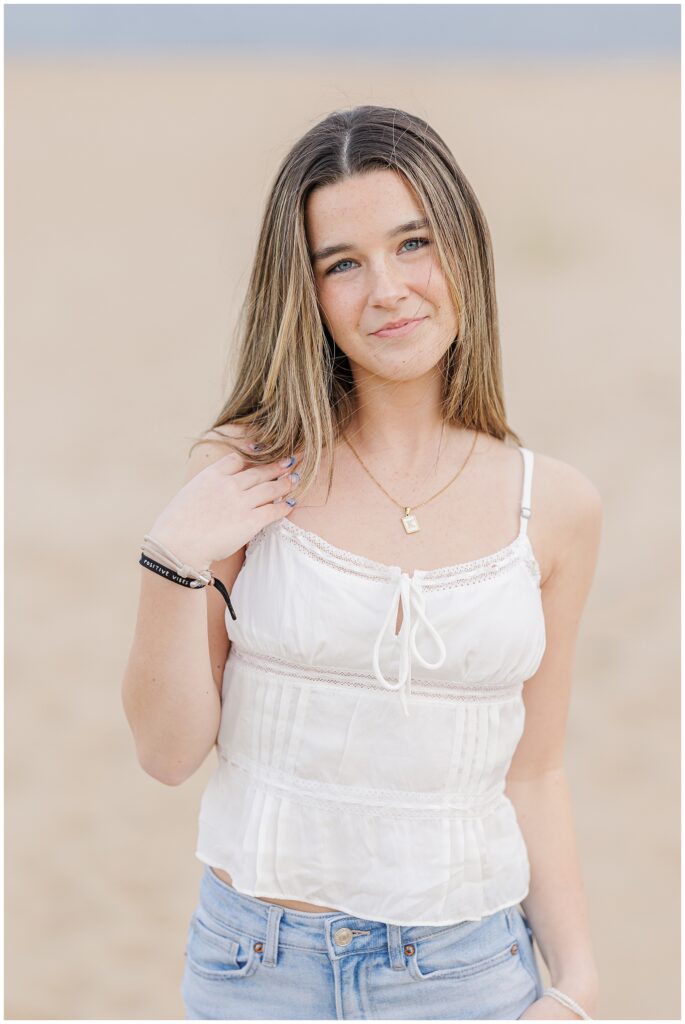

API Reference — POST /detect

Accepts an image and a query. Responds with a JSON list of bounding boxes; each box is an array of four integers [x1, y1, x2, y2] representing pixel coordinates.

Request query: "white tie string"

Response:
[[372, 573, 447, 717]]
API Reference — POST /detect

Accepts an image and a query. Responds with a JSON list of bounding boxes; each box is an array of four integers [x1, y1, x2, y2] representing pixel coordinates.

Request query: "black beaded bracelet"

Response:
[[139, 554, 237, 620]]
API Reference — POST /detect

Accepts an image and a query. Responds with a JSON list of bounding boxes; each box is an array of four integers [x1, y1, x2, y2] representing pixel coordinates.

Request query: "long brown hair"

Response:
[[189, 104, 523, 496]]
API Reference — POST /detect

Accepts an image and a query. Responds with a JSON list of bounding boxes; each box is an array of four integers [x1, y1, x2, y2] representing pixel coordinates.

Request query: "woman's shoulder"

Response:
[[530, 447, 602, 523], [527, 447, 603, 579], [183, 422, 256, 483], [493, 436, 600, 509]]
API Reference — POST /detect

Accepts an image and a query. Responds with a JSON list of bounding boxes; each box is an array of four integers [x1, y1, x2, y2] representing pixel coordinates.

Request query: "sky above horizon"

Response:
[[4, 4, 680, 57]]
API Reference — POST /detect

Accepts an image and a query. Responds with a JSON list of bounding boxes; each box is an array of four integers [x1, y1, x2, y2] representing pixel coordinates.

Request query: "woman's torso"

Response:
[[209, 428, 551, 915], [210, 865, 343, 911]]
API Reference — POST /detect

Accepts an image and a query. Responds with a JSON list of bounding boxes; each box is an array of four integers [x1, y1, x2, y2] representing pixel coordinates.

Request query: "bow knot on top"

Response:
[[372, 573, 447, 717]]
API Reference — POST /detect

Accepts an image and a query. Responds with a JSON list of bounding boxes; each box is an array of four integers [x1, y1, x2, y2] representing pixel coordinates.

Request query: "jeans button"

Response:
[[334, 927, 353, 946]]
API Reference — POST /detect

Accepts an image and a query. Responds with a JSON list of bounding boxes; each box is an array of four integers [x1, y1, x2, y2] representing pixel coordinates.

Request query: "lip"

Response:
[[372, 317, 427, 338]]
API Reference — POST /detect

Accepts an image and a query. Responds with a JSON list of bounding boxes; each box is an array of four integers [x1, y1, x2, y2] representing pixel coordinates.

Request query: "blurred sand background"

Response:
[[5, 52, 679, 1019]]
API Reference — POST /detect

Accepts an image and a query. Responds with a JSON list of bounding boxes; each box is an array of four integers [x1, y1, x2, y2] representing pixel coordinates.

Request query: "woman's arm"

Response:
[[505, 457, 603, 1019], [121, 429, 245, 785]]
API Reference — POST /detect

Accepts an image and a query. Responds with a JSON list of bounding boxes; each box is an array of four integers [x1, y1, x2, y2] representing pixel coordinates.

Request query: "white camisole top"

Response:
[[195, 445, 546, 927]]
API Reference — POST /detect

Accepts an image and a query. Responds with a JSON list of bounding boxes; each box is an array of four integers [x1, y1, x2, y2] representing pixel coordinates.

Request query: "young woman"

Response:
[[122, 105, 602, 1020]]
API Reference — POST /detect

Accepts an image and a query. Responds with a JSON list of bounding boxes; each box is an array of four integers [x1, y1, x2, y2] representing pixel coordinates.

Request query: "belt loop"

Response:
[[386, 923, 406, 971], [261, 904, 284, 967]]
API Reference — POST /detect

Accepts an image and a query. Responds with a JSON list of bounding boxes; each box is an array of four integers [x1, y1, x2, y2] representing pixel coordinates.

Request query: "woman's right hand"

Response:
[[146, 449, 300, 570]]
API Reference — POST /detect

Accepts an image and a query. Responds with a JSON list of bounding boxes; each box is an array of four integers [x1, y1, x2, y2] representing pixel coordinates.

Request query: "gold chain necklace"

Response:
[[342, 427, 478, 535]]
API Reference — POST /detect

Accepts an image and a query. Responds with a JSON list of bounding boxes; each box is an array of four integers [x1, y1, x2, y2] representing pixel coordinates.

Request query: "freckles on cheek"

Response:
[[329, 297, 357, 331], [319, 281, 343, 313]]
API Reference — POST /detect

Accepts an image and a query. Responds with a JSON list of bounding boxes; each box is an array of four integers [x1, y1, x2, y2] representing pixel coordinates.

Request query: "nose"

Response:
[[367, 260, 410, 308]]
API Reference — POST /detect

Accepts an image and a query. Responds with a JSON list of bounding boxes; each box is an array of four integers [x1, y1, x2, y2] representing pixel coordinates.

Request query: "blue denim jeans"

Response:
[[181, 865, 545, 1020]]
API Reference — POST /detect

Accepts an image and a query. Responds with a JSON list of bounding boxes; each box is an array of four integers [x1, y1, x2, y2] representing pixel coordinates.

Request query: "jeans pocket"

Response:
[[406, 911, 519, 983], [185, 909, 261, 981]]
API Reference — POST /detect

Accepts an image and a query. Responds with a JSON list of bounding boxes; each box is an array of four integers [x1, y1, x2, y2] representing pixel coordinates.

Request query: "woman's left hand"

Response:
[[518, 995, 587, 1019]]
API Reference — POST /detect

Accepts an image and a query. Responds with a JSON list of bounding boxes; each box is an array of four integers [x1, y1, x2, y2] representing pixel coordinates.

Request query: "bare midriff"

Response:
[[210, 865, 343, 913]]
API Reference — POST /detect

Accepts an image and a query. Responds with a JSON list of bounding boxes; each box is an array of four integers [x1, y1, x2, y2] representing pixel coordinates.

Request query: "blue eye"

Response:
[[401, 237, 429, 253], [327, 258, 356, 275], [325, 237, 430, 276]]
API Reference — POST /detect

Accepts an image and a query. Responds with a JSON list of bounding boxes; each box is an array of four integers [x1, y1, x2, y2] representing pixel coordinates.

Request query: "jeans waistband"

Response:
[[199, 865, 515, 969]]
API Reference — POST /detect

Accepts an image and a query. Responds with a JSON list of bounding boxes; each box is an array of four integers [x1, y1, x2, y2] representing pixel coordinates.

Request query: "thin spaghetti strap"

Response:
[[517, 446, 534, 536]]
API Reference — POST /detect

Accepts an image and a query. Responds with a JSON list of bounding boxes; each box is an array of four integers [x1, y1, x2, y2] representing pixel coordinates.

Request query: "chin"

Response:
[[371, 357, 441, 382]]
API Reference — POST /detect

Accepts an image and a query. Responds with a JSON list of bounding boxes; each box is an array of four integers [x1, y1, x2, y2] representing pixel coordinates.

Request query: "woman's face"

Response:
[[305, 169, 459, 382]]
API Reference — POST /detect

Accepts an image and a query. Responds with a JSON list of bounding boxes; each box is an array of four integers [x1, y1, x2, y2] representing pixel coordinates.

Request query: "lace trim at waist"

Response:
[[228, 646, 524, 704], [217, 750, 508, 820]]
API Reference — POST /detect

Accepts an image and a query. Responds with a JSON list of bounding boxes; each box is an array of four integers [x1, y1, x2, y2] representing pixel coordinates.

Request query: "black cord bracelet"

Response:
[[139, 554, 238, 620]]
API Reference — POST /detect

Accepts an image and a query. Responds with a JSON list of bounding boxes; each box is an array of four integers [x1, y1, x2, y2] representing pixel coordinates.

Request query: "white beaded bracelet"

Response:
[[543, 986, 592, 1019]]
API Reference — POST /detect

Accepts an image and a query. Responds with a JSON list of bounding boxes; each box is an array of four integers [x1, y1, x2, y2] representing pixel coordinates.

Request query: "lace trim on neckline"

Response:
[[246, 517, 541, 587]]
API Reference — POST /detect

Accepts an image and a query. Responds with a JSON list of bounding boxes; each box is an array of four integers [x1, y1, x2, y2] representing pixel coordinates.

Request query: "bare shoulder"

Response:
[[531, 449, 603, 578], [183, 422, 255, 484], [533, 449, 603, 526]]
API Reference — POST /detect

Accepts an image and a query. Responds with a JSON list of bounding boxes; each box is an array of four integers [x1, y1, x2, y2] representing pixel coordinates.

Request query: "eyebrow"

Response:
[[310, 218, 430, 264]]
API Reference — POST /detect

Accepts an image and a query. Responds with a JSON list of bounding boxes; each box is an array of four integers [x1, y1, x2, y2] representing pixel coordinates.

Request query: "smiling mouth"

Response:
[[372, 317, 427, 338]]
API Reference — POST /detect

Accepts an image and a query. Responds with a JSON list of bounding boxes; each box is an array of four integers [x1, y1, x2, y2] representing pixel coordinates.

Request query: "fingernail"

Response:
[[285, 497, 297, 506], [279, 455, 296, 468], [289, 471, 300, 484]]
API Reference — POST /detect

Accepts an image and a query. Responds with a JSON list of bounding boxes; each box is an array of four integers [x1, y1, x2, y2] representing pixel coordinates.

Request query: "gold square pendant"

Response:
[[401, 510, 420, 534]]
